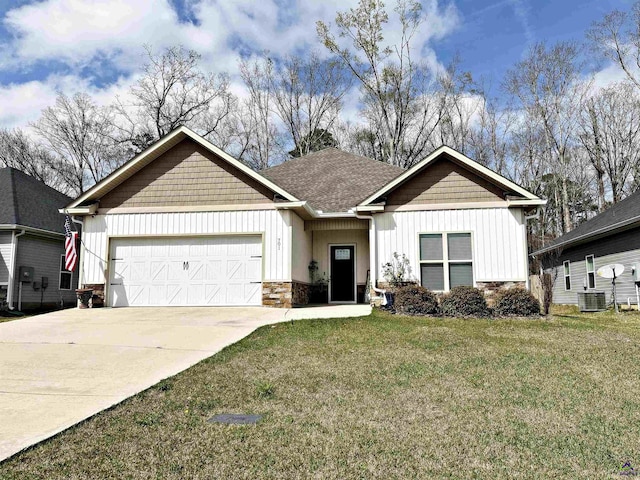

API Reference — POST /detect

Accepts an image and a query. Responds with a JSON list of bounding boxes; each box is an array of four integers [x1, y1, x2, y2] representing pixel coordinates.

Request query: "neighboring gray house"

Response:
[[0, 168, 78, 311], [533, 189, 640, 307]]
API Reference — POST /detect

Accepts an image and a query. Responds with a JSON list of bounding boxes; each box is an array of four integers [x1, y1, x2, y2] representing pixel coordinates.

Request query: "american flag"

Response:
[[64, 216, 79, 272]]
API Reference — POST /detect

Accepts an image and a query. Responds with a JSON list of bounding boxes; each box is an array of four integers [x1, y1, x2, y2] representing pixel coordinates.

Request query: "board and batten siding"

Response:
[[312, 229, 370, 285], [375, 208, 528, 284], [0, 232, 12, 284], [291, 213, 312, 283], [550, 226, 640, 305], [81, 210, 293, 286], [13, 234, 78, 308]]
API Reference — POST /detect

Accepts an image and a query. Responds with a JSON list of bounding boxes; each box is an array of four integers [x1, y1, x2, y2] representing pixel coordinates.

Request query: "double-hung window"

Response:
[[59, 255, 72, 291], [563, 261, 571, 291], [585, 255, 596, 289], [419, 233, 473, 291]]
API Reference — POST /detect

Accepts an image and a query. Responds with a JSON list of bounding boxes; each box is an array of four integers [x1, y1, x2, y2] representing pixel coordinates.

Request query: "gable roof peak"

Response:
[[66, 126, 300, 210], [358, 144, 544, 207]]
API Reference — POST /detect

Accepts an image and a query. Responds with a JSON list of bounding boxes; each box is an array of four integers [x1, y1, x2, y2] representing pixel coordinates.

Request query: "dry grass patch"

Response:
[[1, 309, 639, 479]]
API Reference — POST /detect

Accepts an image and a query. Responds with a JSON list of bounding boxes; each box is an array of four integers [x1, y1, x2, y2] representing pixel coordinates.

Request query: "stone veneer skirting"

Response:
[[82, 283, 105, 308], [262, 281, 311, 308], [476, 281, 526, 296]]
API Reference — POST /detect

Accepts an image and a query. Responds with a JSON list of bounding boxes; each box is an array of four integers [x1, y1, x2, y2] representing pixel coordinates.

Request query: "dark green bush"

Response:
[[493, 288, 541, 317], [441, 286, 490, 317], [394, 285, 440, 316]]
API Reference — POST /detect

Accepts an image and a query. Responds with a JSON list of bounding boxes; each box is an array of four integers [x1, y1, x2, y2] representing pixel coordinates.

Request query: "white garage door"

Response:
[[108, 236, 262, 307]]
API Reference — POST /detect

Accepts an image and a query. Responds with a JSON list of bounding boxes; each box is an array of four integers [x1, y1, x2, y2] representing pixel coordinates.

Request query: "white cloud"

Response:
[[0, 0, 461, 129]]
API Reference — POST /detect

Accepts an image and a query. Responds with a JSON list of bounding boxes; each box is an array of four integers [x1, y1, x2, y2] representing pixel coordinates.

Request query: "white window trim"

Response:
[[563, 260, 571, 291], [418, 232, 474, 292], [585, 255, 596, 289], [59, 254, 73, 291]]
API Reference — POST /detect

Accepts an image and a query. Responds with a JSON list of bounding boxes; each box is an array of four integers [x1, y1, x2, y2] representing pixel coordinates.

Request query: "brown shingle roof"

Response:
[[261, 148, 405, 212]]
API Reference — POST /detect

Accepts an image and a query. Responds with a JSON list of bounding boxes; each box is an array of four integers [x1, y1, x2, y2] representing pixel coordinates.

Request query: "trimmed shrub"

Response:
[[441, 286, 490, 317], [493, 288, 541, 317], [394, 285, 440, 316]]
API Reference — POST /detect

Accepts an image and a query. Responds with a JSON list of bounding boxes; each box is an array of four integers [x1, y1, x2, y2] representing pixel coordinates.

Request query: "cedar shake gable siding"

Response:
[[261, 148, 404, 212], [100, 139, 276, 208], [385, 156, 507, 206]]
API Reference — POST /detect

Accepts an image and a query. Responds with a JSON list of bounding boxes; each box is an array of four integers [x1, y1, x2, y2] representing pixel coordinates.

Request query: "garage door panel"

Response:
[[108, 236, 263, 307], [247, 259, 261, 280], [129, 261, 147, 282], [245, 284, 261, 304], [166, 284, 185, 305], [206, 260, 223, 280], [188, 261, 204, 281], [205, 284, 223, 305], [150, 262, 167, 281], [149, 285, 167, 305], [127, 285, 147, 305]]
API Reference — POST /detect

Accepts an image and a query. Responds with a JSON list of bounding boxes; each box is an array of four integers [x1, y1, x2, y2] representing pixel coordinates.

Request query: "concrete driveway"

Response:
[[0, 304, 370, 461]]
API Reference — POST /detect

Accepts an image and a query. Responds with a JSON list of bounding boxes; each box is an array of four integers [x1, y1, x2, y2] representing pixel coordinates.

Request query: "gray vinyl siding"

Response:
[[549, 226, 640, 305], [0, 232, 12, 284], [12, 234, 78, 310]]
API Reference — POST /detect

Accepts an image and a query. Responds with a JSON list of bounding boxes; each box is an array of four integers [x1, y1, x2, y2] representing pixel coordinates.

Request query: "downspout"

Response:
[[523, 207, 541, 291], [355, 213, 386, 303], [7, 229, 26, 310]]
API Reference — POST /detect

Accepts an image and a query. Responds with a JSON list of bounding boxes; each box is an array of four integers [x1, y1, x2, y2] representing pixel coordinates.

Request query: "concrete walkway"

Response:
[[0, 304, 371, 461]]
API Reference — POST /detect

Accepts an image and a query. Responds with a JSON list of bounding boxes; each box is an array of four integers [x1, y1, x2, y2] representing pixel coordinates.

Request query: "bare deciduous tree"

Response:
[[271, 52, 350, 158], [114, 45, 234, 150], [235, 57, 286, 170], [505, 41, 592, 234], [588, 2, 640, 91], [579, 82, 640, 208], [317, 0, 443, 168], [32, 92, 124, 195], [0, 128, 67, 193]]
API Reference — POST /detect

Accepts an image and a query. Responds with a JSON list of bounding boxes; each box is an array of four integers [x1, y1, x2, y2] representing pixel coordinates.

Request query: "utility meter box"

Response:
[[633, 263, 640, 283], [41, 277, 49, 289], [18, 266, 34, 283]]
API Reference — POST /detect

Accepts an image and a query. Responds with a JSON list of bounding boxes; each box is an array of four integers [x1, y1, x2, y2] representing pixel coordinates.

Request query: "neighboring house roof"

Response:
[[358, 145, 544, 207], [261, 148, 405, 212], [0, 167, 72, 235], [533, 188, 640, 255], [66, 126, 299, 210]]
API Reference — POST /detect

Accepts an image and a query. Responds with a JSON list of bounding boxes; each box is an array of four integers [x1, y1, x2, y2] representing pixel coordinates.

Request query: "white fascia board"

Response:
[[358, 145, 542, 206], [273, 201, 319, 219], [67, 126, 299, 209], [506, 199, 547, 207], [59, 204, 98, 215], [354, 205, 385, 212]]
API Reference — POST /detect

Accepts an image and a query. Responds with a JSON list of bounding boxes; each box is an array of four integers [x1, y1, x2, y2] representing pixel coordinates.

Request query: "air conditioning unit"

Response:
[[577, 292, 606, 312], [633, 263, 640, 283]]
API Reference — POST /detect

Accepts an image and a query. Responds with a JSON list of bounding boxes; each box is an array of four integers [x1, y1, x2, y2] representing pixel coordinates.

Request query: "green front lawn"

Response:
[[2, 308, 640, 479]]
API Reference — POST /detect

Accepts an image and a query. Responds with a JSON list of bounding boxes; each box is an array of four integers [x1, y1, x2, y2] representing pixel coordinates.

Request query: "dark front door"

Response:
[[330, 246, 355, 302]]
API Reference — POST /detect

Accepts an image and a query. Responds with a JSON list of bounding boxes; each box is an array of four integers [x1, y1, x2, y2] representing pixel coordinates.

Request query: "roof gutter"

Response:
[[0, 224, 64, 238], [533, 214, 640, 256]]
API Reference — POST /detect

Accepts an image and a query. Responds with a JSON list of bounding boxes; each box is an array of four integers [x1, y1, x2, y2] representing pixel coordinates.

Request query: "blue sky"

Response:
[[0, 0, 634, 129]]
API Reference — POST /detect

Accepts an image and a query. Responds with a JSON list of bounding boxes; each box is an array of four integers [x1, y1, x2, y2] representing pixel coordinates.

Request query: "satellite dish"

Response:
[[597, 264, 625, 279]]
